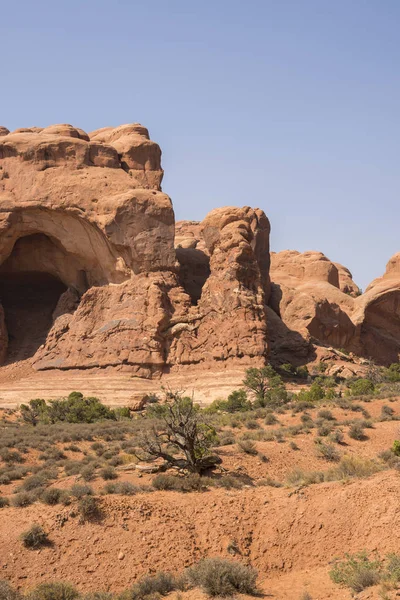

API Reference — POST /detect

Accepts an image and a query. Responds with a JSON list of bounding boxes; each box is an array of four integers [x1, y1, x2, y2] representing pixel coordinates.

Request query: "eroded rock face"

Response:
[[0, 122, 398, 374], [0, 125, 271, 373], [269, 250, 400, 365]]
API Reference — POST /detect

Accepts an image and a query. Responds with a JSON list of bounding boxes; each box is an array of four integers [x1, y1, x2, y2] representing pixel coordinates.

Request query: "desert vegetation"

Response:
[[1, 361, 400, 598]]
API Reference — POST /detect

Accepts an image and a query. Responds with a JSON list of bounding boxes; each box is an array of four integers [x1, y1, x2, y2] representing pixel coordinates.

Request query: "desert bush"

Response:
[[327, 455, 381, 480], [329, 429, 344, 444], [392, 440, 400, 456], [100, 466, 118, 481], [216, 432, 235, 446], [186, 557, 258, 597], [107, 455, 123, 467], [245, 420, 260, 430], [349, 379, 375, 397], [243, 366, 289, 407], [0, 580, 22, 600], [70, 484, 94, 499], [12, 492, 34, 507], [40, 488, 65, 506], [265, 413, 278, 425], [315, 440, 340, 462], [384, 363, 400, 383], [209, 390, 251, 413], [20, 524, 49, 549], [137, 392, 218, 474], [386, 553, 400, 583], [237, 439, 257, 455], [381, 405, 395, 420], [0, 497, 9, 508], [21, 473, 50, 491], [80, 465, 96, 481], [300, 413, 314, 426], [129, 572, 177, 599], [103, 481, 139, 495], [317, 409, 335, 421], [215, 475, 244, 489], [292, 401, 315, 413], [348, 422, 367, 440], [39, 447, 66, 461], [330, 552, 382, 592], [317, 421, 334, 437], [78, 496, 101, 521], [65, 444, 80, 452], [82, 594, 114, 600], [286, 469, 324, 486], [28, 582, 79, 600], [258, 476, 282, 488], [21, 393, 117, 426], [152, 473, 210, 492], [0, 449, 24, 464]]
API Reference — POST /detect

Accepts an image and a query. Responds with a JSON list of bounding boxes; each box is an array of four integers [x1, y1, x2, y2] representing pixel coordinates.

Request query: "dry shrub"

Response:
[[20, 524, 49, 549], [186, 557, 258, 597]]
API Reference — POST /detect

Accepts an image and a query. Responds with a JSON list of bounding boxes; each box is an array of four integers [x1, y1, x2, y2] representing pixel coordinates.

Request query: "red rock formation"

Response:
[[269, 250, 400, 365], [0, 125, 270, 374], [0, 122, 398, 376]]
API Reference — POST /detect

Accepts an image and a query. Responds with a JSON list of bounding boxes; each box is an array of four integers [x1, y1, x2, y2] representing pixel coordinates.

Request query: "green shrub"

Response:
[[20, 524, 49, 549], [330, 552, 382, 592], [392, 440, 400, 456], [384, 363, 400, 383], [225, 390, 252, 413], [130, 572, 177, 599], [187, 557, 258, 597], [28, 582, 79, 600], [243, 366, 288, 407], [22, 393, 117, 425], [350, 379, 375, 397]]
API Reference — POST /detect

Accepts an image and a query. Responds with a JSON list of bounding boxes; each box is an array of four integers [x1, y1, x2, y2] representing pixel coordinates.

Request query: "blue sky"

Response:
[[2, 0, 399, 289]]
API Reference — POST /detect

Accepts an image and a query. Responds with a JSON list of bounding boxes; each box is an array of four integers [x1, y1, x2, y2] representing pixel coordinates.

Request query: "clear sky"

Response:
[[2, 0, 399, 289]]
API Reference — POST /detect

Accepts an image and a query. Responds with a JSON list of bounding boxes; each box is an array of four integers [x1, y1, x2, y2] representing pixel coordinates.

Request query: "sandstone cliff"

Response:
[[0, 123, 398, 376], [0, 125, 270, 374]]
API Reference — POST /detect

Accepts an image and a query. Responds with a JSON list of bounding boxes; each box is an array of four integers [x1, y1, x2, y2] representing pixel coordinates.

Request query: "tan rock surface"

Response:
[[0, 125, 271, 378], [270, 250, 400, 364]]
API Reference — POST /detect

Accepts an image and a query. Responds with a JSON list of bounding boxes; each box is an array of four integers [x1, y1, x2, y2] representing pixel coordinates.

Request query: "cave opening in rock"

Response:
[[0, 272, 67, 363], [176, 247, 211, 305], [0, 233, 89, 364]]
